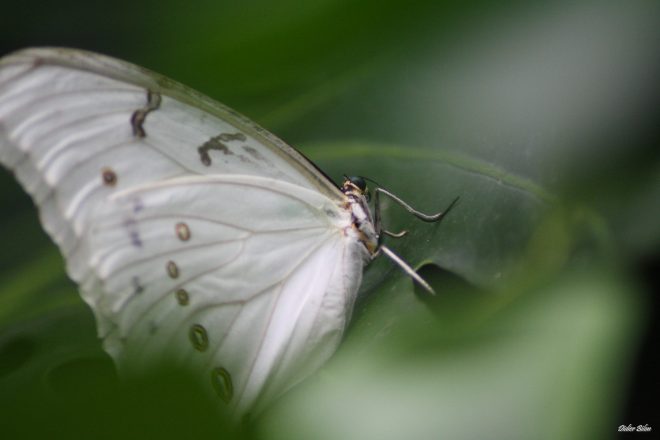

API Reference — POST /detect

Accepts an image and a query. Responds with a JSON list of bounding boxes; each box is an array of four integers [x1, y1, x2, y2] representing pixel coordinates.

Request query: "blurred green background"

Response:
[[1, 1, 659, 439]]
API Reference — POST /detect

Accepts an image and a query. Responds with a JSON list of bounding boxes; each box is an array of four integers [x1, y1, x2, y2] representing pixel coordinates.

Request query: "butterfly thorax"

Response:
[[341, 178, 378, 256]]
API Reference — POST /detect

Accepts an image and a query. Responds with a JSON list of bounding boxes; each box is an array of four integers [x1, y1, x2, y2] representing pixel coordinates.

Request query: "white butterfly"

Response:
[[0, 48, 456, 415]]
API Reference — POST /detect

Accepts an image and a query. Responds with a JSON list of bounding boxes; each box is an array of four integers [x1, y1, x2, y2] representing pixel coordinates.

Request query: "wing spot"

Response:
[[101, 167, 117, 186], [175, 222, 191, 241], [220, 132, 247, 142], [124, 218, 142, 247], [166, 260, 179, 278], [132, 198, 144, 213], [243, 145, 267, 163], [198, 136, 231, 166], [130, 230, 142, 247], [131, 90, 162, 138], [175, 288, 189, 305], [197, 132, 247, 166], [189, 324, 209, 352], [210, 367, 233, 403]]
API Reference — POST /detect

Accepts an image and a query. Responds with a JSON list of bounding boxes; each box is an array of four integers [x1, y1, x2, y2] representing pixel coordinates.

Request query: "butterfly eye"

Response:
[[348, 176, 367, 192]]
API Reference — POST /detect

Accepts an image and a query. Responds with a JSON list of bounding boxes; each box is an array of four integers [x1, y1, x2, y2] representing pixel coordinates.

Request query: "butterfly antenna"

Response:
[[376, 188, 459, 223], [362, 175, 384, 189], [379, 245, 435, 295]]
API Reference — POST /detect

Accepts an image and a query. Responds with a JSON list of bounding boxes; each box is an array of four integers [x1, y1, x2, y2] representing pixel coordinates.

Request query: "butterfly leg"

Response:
[[372, 187, 459, 294], [373, 188, 407, 244], [378, 245, 435, 294]]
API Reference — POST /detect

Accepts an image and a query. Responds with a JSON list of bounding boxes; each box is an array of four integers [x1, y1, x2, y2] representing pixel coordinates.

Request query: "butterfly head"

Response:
[[341, 176, 371, 202]]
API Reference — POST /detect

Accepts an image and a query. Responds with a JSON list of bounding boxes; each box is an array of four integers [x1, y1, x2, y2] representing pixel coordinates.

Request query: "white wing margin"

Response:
[[0, 48, 366, 413]]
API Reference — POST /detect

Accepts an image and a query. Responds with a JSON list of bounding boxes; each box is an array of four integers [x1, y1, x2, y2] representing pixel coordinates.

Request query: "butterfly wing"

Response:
[[0, 48, 366, 412]]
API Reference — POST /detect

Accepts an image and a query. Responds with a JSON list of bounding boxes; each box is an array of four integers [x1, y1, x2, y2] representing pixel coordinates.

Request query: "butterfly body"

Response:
[[341, 177, 379, 255]]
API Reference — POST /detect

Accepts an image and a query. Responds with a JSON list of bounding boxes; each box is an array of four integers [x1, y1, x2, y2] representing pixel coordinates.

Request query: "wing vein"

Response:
[[3, 86, 141, 120], [220, 232, 338, 406], [158, 231, 335, 378], [0, 64, 36, 90], [100, 235, 250, 282], [101, 213, 328, 235], [115, 178, 340, 218]]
